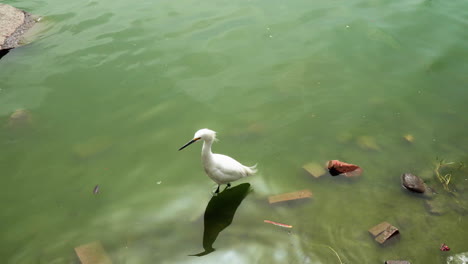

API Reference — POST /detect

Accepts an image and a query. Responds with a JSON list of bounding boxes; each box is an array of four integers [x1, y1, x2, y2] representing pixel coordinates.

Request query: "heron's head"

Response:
[[178, 128, 217, 151], [194, 128, 217, 142]]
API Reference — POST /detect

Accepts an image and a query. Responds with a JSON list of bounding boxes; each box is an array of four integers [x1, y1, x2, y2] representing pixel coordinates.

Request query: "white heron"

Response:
[[178, 128, 257, 193]]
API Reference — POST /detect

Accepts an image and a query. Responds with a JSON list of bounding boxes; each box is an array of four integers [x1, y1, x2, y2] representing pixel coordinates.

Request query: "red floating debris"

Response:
[[440, 243, 450, 251], [327, 160, 362, 177], [264, 220, 292, 228]]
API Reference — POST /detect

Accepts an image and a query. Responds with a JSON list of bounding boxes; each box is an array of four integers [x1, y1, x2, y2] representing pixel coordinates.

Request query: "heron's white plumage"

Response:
[[204, 153, 257, 184], [180, 128, 257, 188]]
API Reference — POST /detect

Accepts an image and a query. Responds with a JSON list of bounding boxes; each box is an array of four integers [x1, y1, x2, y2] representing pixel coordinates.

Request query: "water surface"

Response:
[[1, 0, 467, 263]]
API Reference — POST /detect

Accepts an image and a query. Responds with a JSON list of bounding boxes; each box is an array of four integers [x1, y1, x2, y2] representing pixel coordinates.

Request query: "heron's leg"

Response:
[[215, 185, 220, 194], [223, 183, 231, 191]]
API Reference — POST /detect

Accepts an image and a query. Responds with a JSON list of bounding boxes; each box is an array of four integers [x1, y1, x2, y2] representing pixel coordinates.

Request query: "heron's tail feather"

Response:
[[244, 163, 257, 176]]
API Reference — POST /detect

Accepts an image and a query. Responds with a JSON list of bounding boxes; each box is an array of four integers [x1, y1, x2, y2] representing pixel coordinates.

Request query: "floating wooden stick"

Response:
[[264, 220, 292, 228], [268, 189, 312, 204]]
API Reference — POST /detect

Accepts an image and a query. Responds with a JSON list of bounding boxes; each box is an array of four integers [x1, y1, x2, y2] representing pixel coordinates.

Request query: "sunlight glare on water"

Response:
[[1, 0, 467, 263]]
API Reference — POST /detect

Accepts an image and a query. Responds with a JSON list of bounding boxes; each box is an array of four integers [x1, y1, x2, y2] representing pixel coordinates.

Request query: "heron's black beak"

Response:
[[178, 137, 201, 151]]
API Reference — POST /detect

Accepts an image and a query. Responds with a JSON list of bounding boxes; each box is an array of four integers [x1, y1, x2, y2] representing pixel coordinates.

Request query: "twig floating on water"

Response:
[[264, 220, 292, 228], [326, 245, 344, 264], [311, 243, 344, 264]]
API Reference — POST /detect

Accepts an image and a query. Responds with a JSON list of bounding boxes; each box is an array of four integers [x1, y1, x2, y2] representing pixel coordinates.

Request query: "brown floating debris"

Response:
[[74, 241, 112, 264], [368, 221, 391, 237], [368, 221, 399, 244], [375, 226, 399, 244], [268, 189, 312, 204], [327, 160, 362, 177], [403, 134, 414, 143], [303, 162, 326, 178]]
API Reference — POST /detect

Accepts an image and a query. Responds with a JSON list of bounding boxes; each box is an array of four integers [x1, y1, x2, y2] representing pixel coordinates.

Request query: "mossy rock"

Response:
[[8, 108, 32, 127], [356, 136, 380, 151]]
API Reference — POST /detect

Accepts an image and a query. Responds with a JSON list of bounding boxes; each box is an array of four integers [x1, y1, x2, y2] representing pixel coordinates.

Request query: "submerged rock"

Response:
[[425, 198, 447, 215], [401, 173, 426, 193], [8, 108, 32, 127], [451, 198, 468, 216], [356, 136, 380, 151]]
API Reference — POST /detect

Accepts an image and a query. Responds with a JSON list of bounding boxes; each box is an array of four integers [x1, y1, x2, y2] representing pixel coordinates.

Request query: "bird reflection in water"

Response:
[[191, 183, 251, 256]]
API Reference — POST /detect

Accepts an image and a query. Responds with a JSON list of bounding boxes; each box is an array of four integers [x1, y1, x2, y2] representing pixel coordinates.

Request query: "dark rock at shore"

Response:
[[0, 4, 38, 50]]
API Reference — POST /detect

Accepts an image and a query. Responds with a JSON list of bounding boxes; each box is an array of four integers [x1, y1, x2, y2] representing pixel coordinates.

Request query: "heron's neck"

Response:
[[201, 139, 213, 160]]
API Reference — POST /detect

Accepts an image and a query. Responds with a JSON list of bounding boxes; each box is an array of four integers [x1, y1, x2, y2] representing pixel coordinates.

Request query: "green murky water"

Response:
[[1, 0, 467, 263]]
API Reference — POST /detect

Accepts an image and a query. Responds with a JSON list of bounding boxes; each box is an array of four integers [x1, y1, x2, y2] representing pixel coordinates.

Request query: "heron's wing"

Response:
[[212, 154, 252, 178]]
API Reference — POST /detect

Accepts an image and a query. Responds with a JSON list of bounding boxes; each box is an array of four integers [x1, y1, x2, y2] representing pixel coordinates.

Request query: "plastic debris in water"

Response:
[[440, 243, 450, 251], [264, 220, 292, 228], [327, 160, 362, 177], [93, 185, 100, 194]]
